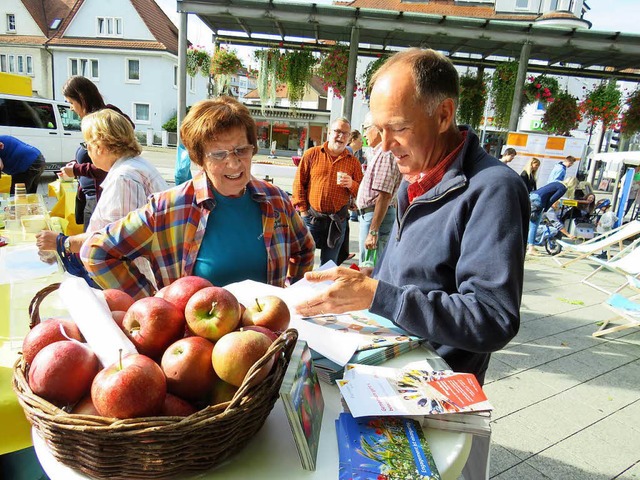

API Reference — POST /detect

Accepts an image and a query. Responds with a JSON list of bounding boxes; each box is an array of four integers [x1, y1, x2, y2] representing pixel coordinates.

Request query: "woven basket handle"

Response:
[[228, 328, 298, 410], [28, 283, 61, 329]]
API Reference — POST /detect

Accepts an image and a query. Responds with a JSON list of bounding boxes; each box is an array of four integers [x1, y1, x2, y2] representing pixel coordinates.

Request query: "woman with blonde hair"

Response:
[[520, 157, 540, 193], [36, 109, 168, 284]]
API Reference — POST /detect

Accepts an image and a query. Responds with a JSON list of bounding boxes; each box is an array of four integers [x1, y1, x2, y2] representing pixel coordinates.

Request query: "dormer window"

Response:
[[6, 14, 16, 33], [97, 17, 122, 37]]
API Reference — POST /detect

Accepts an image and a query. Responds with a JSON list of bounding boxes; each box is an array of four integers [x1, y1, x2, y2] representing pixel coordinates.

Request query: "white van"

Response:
[[0, 94, 82, 171]]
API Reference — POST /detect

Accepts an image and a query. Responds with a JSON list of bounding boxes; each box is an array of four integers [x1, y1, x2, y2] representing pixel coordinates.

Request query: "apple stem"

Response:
[[118, 348, 123, 370], [208, 301, 218, 316], [255, 298, 262, 312]]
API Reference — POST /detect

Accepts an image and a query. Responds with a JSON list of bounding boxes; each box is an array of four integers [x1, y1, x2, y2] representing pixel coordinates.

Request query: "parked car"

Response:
[[0, 93, 82, 171]]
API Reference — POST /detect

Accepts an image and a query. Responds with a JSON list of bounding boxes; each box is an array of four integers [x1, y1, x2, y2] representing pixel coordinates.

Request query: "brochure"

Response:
[[336, 412, 441, 480], [337, 361, 493, 418], [278, 340, 324, 470]]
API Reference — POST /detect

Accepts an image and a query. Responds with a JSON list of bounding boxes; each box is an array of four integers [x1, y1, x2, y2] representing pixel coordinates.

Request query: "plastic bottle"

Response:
[[360, 248, 377, 268]]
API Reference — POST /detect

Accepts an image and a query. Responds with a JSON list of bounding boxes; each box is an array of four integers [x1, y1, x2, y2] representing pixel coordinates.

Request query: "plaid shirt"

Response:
[[355, 145, 402, 210], [81, 170, 315, 299], [292, 142, 363, 214]]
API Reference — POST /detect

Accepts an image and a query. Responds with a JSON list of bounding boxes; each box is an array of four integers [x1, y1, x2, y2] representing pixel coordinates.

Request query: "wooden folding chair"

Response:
[[553, 220, 640, 268], [595, 294, 640, 337], [581, 240, 640, 295]]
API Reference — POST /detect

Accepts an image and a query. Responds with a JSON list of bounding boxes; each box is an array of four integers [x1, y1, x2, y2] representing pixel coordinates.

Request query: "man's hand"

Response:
[[35, 230, 59, 252], [364, 233, 378, 250], [295, 267, 378, 316], [337, 173, 353, 189]]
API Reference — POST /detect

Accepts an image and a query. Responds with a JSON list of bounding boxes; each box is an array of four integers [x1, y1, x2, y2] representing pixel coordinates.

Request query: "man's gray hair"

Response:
[[330, 117, 351, 128], [370, 48, 459, 116]]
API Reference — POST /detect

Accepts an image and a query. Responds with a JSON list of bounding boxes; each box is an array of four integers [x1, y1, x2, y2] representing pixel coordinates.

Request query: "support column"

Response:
[[177, 12, 188, 146], [342, 26, 360, 122], [508, 42, 531, 132]]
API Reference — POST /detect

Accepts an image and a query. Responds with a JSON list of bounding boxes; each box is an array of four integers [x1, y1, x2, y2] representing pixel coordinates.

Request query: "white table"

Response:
[[251, 162, 297, 179], [33, 347, 473, 480]]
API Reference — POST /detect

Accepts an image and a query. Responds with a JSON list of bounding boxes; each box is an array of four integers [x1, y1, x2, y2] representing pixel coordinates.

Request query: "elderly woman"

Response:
[[80, 97, 315, 298], [36, 109, 168, 282]]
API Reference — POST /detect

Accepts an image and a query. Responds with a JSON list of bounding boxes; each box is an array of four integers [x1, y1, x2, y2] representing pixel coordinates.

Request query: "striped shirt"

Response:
[[292, 142, 363, 214], [80, 170, 315, 299], [355, 145, 402, 210]]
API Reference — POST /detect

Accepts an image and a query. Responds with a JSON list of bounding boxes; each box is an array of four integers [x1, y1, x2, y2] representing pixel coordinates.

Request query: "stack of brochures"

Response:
[[336, 412, 441, 480]]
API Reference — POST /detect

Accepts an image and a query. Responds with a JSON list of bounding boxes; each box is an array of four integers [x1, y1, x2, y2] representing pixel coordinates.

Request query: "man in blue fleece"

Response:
[[296, 48, 529, 386]]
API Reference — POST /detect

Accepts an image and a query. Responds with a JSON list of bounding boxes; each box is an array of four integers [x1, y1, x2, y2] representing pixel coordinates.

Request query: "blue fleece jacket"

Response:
[[370, 127, 529, 384]]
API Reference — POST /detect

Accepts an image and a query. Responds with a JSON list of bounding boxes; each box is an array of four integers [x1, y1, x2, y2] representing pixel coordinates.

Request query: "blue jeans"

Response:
[[528, 211, 543, 246], [303, 215, 348, 266], [358, 206, 396, 264]]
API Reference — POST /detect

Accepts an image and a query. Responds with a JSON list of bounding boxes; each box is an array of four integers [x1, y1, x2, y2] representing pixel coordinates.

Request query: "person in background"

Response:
[[547, 155, 576, 184], [595, 199, 617, 259], [501, 147, 517, 164], [345, 129, 365, 225], [81, 97, 315, 299], [36, 110, 168, 286], [520, 157, 540, 193], [60, 76, 134, 231], [296, 48, 529, 386], [527, 177, 577, 256], [292, 117, 363, 266], [355, 112, 402, 269], [0, 135, 45, 194]]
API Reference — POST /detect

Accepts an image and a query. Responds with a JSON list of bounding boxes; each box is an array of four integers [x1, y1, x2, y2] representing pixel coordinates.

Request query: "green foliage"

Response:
[[458, 71, 488, 130], [186, 47, 211, 78], [580, 80, 621, 129], [524, 74, 560, 105], [280, 49, 317, 106], [209, 48, 243, 76], [542, 91, 581, 136], [621, 88, 640, 136], [359, 55, 389, 99], [490, 61, 519, 130], [317, 44, 351, 99], [254, 48, 282, 108], [162, 106, 191, 133]]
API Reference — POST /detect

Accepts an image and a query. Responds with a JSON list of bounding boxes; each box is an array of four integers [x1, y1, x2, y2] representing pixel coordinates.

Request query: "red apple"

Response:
[[241, 325, 278, 343], [210, 380, 239, 406], [241, 296, 290, 333], [162, 276, 214, 313], [161, 336, 216, 401], [22, 317, 83, 365], [72, 395, 100, 416], [155, 285, 170, 298], [111, 310, 127, 328], [102, 289, 135, 312], [91, 352, 166, 419], [121, 297, 185, 359], [211, 330, 274, 387], [185, 287, 240, 341], [161, 393, 197, 416], [28, 340, 99, 406]]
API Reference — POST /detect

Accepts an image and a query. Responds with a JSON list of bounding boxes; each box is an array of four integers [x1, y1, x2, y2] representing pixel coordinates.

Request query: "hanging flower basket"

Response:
[[490, 61, 519, 130], [317, 44, 350, 99], [280, 48, 317, 106], [542, 91, 581, 136], [580, 80, 621, 129], [186, 46, 211, 78], [210, 48, 244, 76], [359, 55, 389, 99], [523, 74, 559, 106], [621, 88, 640, 136], [254, 48, 282, 108], [458, 71, 488, 130]]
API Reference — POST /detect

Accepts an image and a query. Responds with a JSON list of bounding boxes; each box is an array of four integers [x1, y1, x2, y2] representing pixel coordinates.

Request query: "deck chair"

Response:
[[595, 294, 640, 337], [553, 220, 640, 268], [581, 240, 640, 295]]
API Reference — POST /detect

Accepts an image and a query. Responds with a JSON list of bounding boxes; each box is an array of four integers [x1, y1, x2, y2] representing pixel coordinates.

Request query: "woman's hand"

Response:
[[35, 231, 59, 252]]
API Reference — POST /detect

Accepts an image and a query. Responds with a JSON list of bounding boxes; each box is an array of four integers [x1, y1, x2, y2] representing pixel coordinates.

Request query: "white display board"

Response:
[[502, 132, 587, 185]]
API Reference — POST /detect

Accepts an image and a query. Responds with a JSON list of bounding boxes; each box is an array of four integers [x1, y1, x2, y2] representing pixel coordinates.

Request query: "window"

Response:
[[515, 0, 530, 9], [8, 55, 15, 73], [173, 65, 178, 88], [0, 99, 56, 129], [0, 55, 6, 72], [6, 14, 16, 33], [69, 58, 99, 80], [0, 55, 32, 75], [17, 55, 24, 74], [133, 103, 150, 123], [126, 59, 140, 82], [189, 75, 195, 93], [26, 56, 32, 75], [58, 105, 81, 131], [97, 17, 123, 37]]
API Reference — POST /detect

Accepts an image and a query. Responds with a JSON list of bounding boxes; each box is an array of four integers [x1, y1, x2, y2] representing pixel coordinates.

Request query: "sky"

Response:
[[155, 0, 638, 62]]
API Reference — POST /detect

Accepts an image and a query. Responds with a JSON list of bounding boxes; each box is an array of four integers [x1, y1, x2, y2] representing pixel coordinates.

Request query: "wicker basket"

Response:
[[13, 283, 298, 479]]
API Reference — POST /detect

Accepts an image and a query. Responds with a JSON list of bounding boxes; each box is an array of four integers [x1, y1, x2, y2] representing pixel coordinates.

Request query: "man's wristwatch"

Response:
[[369, 230, 378, 236], [63, 236, 71, 255]]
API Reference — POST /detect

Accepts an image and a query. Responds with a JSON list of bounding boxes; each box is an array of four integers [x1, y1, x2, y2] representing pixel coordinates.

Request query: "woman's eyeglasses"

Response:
[[205, 144, 255, 162], [80, 141, 88, 149]]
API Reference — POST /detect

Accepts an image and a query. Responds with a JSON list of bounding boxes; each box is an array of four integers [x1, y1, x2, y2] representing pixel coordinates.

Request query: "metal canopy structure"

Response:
[[177, 0, 640, 81]]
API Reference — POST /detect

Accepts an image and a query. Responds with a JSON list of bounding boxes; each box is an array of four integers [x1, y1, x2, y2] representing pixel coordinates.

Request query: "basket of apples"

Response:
[[12, 276, 298, 480]]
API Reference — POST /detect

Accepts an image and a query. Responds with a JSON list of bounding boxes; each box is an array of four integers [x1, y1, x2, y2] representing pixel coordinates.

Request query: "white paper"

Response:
[[59, 277, 137, 367]]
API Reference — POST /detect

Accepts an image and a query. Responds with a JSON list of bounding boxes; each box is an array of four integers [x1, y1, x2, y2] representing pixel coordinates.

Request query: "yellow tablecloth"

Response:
[[48, 179, 83, 235], [0, 174, 11, 194]]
